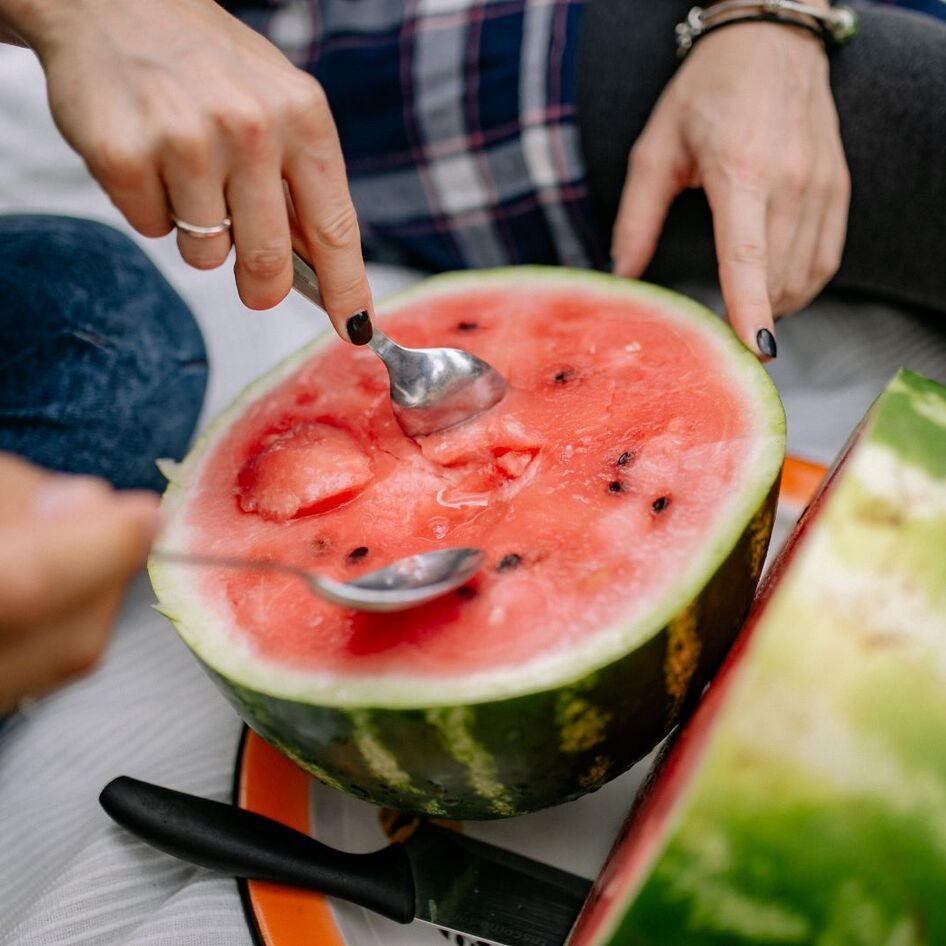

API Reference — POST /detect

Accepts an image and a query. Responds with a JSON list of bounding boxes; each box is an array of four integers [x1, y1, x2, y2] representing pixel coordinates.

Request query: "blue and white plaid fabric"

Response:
[[236, 0, 602, 270]]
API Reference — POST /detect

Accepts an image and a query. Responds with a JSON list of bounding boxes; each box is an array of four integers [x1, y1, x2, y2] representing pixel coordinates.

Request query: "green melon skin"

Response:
[[575, 370, 946, 944], [151, 268, 785, 820]]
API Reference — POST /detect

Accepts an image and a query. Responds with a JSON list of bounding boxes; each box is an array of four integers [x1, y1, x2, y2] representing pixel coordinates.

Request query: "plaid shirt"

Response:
[[235, 0, 602, 270]]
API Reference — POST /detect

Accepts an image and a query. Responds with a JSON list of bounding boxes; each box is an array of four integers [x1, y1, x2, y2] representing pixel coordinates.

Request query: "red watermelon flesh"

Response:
[[237, 422, 374, 520], [181, 285, 759, 679]]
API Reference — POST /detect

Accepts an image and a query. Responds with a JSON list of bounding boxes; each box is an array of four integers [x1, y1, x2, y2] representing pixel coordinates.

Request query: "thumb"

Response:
[[0, 483, 159, 628], [611, 119, 690, 280]]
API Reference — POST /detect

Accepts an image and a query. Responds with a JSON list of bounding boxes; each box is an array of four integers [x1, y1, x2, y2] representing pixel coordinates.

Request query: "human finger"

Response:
[[779, 187, 823, 316], [0, 453, 54, 520], [227, 158, 293, 310], [0, 589, 122, 716], [86, 136, 174, 239], [0, 456, 113, 524], [806, 114, 851, 305], [0, 488, 159, 631], [809, 159, 850, 300], [162, 123, 233, 271], [283, 86, 373, 345], [778, 135, 836, 314], [611, 114, 689, 280], [764, 211, 794, 318], [705, 169, 776, 359], [765, 184, 804, 316]]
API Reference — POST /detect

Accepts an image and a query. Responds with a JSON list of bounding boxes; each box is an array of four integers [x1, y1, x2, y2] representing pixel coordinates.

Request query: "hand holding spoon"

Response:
[[292, 252, 507, 437]]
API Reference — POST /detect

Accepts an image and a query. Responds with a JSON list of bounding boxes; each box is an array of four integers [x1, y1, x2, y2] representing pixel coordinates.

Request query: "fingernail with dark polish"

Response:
[[346, 310, 373, 346], [756, 327, 777, 359]]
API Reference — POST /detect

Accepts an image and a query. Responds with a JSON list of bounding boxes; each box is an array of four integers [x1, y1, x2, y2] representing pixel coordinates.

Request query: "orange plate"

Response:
[[233, 454, 826, 946]]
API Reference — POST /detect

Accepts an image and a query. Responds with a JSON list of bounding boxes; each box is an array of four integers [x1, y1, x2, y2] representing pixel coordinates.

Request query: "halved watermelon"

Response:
[[568, 369, 946, 944], [151, 268, 784, 819]]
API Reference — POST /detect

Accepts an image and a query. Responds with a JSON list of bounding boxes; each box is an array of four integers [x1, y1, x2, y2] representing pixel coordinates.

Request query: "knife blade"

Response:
[[100, 776, 591, 946]]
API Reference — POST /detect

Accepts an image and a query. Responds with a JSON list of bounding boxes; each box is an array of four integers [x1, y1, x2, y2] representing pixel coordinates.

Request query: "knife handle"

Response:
[[100, 776, 414, 923]]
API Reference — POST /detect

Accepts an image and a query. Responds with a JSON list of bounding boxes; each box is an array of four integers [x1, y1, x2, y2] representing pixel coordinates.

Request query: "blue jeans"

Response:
[[0, 216, 207, 491]]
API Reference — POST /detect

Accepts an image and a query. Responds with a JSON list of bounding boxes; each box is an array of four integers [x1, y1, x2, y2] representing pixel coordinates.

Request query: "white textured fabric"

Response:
[[1, 41, 944, 946]]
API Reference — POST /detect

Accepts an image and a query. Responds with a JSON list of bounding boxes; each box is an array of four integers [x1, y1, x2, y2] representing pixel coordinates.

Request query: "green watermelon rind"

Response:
[[579, 369, 946, 942], [150, 267, 785, 818]]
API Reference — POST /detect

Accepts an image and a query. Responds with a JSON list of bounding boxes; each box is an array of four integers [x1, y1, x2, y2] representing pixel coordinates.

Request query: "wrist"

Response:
[[675, 2, 856, 58], [712, 0, 829, 23]]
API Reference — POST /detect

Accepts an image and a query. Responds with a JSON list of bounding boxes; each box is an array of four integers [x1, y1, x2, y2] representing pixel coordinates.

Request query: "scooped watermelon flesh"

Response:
[[237, 422, 374, 520], [569, 369, 946, 945], [153, 268, 784, 818]]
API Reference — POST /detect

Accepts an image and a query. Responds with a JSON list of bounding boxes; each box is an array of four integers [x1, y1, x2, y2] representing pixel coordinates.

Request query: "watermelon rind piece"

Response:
[[151, 267, 785, 818], [571, 369, 946, 943]]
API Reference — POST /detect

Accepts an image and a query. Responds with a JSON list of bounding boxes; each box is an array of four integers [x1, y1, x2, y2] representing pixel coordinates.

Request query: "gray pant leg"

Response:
[[577, 2, 946, 314]]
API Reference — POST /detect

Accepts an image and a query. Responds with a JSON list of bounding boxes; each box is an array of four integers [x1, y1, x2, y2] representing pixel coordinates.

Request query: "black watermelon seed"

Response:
[[608, 480, 624, 494], [346, 546, 369, 563], [497, 553, 523, 571], [457, 321, 478, 331], [553, 369, 573, 384], [456, 585, 477, 600], [651, 496, 670, 513], [617, 451, 635, 466]]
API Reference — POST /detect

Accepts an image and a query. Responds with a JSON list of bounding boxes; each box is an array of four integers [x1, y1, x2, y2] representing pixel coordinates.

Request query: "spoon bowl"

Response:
[[152, 547, 484, 613], [292, 252, 507, 437]]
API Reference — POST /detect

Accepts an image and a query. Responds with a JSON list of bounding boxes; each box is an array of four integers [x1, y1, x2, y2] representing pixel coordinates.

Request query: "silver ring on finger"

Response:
[[172, 214, 232, 239]]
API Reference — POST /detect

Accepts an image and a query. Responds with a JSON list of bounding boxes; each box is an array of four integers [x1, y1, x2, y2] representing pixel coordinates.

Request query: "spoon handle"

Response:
[[151, 550, 315, 585], [151, 550, 360, 609], [151, 550, 399, 614], [291, 250, 326, 309], [292, 250, 395, 352]]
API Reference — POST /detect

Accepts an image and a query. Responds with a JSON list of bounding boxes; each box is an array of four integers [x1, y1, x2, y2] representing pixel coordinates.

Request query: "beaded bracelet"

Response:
[[675, 2, 858, 58]]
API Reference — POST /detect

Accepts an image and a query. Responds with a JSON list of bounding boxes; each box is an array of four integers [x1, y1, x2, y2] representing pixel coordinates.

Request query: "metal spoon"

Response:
[[152, 547, 483, 613], [292, 252, 507, 437]]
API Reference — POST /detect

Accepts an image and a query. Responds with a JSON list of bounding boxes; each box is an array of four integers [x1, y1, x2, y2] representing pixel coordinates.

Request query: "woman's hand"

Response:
[[2, 0, 372, 342], [611, 22, 850, 358], [0, 454, 159, 716]]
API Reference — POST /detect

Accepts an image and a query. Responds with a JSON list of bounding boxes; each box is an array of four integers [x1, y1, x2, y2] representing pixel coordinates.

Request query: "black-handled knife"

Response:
[[100, 776, 592, 946]]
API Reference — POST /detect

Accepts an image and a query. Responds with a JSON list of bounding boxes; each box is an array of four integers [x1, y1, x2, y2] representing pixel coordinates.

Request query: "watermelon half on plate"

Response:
[[568, 369, 946, 945], [151, 268, 785, 819]]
